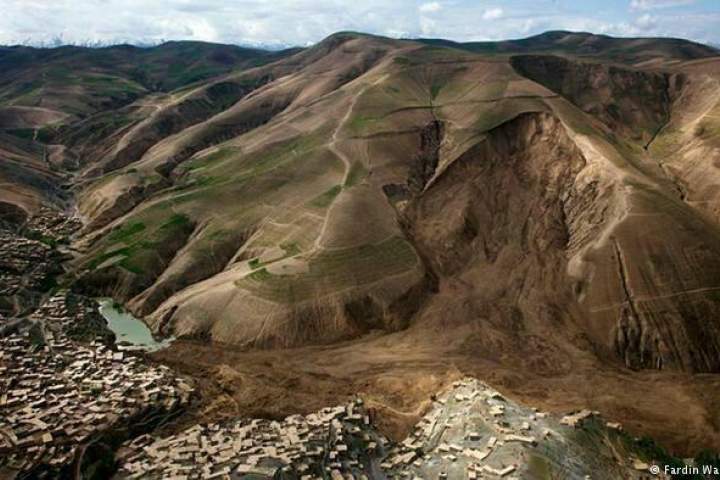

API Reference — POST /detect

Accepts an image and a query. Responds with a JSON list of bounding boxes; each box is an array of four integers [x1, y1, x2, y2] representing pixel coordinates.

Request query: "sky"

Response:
[[1, 0, 719, 48]]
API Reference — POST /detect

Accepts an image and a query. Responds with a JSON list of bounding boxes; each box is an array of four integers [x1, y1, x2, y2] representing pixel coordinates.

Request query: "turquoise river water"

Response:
[[97, 298, 174, 351]]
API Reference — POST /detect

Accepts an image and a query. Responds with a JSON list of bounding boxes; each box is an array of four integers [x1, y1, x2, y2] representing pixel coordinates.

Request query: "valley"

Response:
[[2, 30, 720, 478]]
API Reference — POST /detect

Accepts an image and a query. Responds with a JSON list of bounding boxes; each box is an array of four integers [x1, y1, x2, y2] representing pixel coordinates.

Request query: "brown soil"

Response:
[[152, 327, 720, 457]]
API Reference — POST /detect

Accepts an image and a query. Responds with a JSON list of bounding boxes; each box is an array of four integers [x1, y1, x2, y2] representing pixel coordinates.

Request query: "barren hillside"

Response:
[[2, 30, 720, 457]]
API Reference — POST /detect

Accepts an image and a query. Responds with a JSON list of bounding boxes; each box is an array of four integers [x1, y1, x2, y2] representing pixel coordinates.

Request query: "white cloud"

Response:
[[520, 19, 536, 34], [630, 0, 695, 11], [482, 7, 503, 20], [635, 13, 657, 30], [419, 2, 441, 13], [0, 0, 716, 48], [419, 16, 438, 35]]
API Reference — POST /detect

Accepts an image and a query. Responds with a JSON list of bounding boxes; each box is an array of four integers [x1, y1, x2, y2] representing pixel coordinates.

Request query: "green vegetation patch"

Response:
[[112, 133, 328, 264], [160, 213, 191, 230], [194, 132, 326, 190], [35, 126, 57, 143], [248, 267, 271, 281], [235, 236, 418, 303], [0, 79, 41, 105], [308, 185, 342, 208], [625, 435, 694, 478], [475, 80, 510, 100], [208, 228, 231, 241], [88, 212, 194, 275], [527, 453, 553, 479], [430, 82, 443, 100], [107, 221, 146, 243], [648, 128, 683, 157], [249, 242, 301, 270], [6, 128, 35, 141], [565, 416, 711, 479], [695, 117, 720, 148], [280, 242, 301, 256], [88, 247, 131, 270], [185, 147, 241, 172], [80, 74, 145, 94], [344, 161, 368, 188], [347, 114, 379, 135], [28, 323, 45, 347], [184, 175, 221, 189], [169, 65, 226, 89], [25, 230, 58, 247]]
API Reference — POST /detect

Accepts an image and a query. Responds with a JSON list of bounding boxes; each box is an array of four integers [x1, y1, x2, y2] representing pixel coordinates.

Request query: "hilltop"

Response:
[[417, 30, 720, 64]]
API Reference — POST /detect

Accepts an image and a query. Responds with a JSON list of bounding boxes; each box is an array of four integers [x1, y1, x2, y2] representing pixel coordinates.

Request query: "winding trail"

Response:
[[314, 75, 386, 250], [327, 80, 376, 186]]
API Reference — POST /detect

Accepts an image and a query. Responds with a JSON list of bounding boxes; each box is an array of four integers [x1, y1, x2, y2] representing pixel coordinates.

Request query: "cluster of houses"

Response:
[[24, 205, 83, 243], [116, 398, 389, 479], [0, 293, 194, 477], [380, 378, 542, 479], [27, 292, 116, 344], [0, 204, 78, 313], [116, 377, 651, 479], [0, 230, 54, 297], [380, 378, 645, 479]]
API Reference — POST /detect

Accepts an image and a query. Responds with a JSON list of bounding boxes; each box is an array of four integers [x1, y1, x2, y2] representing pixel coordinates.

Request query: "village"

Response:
[[117, 398, 389, 479], [23, 206, 84, 244], [0, 229, 55, 301], [0, 292, 194, 477], [112, 377, 661, 479], [0, 206, 195, 477], [0, 205, 80, 317]]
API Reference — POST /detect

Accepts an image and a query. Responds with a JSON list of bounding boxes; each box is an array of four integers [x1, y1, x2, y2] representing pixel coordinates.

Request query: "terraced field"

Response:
[[236, 236, 418, 303]]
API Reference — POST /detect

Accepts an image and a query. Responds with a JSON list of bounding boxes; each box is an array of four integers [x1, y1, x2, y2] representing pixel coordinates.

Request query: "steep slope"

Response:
[[0, 132, 66, 215], [645, 58, 720, 221], [0, 41, 295, 219], [72, 33, 428, 347], [71, 33, 720, 376], [509, 54, 680, 144], [402, 104, 720, 373]]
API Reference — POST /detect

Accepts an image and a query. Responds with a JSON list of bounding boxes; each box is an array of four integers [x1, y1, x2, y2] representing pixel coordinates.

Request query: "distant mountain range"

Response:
[[6, 36, 297, 51], [7, 29, 719, 55]]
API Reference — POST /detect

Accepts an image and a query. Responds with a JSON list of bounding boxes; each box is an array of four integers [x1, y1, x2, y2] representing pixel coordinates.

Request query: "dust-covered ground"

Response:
[[152, 324, 720, 458]]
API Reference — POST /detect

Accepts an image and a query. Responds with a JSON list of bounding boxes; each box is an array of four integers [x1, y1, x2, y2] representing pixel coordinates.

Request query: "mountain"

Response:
[[0, 41, 296, 123], [417, 30, 720, 65], [0, 41, 296, 214], [11, 37, 298, 51], [2, 30, 720, 461]]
